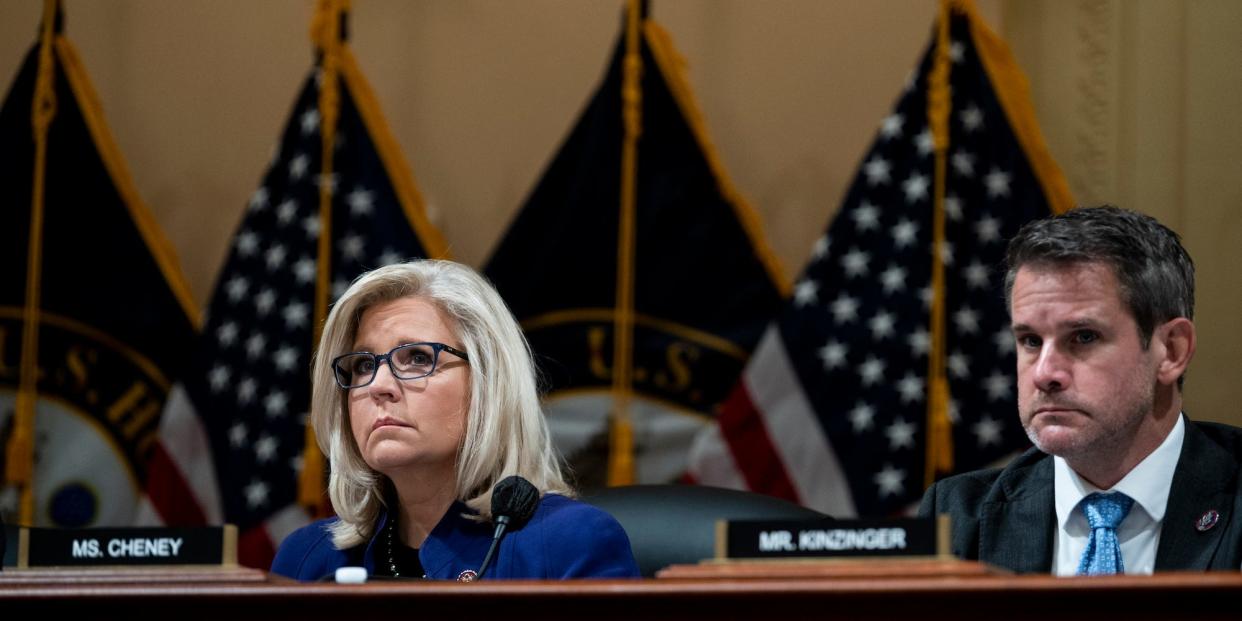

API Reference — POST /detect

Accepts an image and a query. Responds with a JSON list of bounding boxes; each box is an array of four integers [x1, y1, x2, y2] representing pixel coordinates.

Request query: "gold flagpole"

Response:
[[6, 0, 60, 526], [298, 0, 348, 514], [607, 0, 645, 486], [924, 0, 955, 487]]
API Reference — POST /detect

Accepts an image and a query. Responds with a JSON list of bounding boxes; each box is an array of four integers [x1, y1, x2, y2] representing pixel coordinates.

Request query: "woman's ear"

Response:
[[1154, 317, 1195, 387]]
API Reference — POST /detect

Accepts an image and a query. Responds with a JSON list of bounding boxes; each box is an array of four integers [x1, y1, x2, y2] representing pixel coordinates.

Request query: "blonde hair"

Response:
[[311, 259, 571, 549]]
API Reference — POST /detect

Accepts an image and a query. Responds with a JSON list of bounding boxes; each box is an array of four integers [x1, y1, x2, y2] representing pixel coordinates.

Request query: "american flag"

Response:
[[138, 49, 446, 567], [686, 4, 1071, 517]]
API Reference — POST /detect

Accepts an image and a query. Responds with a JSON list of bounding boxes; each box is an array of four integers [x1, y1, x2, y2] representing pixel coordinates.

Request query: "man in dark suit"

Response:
[[920, 206, 1242, 574]]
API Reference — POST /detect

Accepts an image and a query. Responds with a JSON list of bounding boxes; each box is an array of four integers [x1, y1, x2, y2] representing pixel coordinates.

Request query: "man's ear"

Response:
[[1154, 317, 1195, 387]]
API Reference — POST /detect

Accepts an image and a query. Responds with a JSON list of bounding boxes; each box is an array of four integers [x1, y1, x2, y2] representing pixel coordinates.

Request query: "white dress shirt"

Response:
[[1051, 414, 1185, 576]]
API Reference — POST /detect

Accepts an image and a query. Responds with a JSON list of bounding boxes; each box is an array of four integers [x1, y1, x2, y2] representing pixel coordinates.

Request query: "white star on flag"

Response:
[[886, 419, 917, 450], [879, 264, 907, 294], [880, 113, 905, 139], [255, 435, 279, 463], [960, 104, 984, 131], [915, 129, 935, 156], [868, 311, 897, 340], [830, 294, 860, 324], [225, 276, 249, 302], [273, 347, 299, 373], [948, 351, 971, 379], [951, 150, 975, 177], [300, 109, 319, 135], [209, 365, 232, 392], [892, 219, 919, 248], [896, 373, 925, 403], [973, 416, 1004, 447], [984, 372, 1012, 401], [289, 153, 310, 180], [249, 188, 269, 211], [348, 188, 374, 216], [984, 167, 1012, 198], [874, 465, 905, 498], [818, 340, 848, 371], [229, 422, 247, 448], [841, 248, 871, 278], [793, 279, 819, 307], [863, 156, 892, 185], [277, 199, 299, 225], [902, 173, 930, 203], [850, 402, 876, 433], [263, 391, 289, 418], [236, 231, 260, 256], [858, 356, 886, 386], [244, 479, 270, 509], [217, 322, 239, 347], [974, 215, 1001, 243], [852, 202, 882, 231]]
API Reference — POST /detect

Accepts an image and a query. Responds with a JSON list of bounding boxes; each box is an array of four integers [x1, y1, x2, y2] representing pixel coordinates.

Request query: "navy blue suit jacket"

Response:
[[919, 417, 1242, 573], [271, 493, 640, 581]]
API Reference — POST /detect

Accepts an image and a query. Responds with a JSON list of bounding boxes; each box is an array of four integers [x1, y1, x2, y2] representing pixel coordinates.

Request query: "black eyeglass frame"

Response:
[[331, 342, 470, 389]]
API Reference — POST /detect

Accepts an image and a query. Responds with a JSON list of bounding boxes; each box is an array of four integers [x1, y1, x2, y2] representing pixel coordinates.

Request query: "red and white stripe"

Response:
[[136, 385, 310, 568], [687, 326, 858, 517], [136, 385, 222, 527], [238, 503, 311, 568]]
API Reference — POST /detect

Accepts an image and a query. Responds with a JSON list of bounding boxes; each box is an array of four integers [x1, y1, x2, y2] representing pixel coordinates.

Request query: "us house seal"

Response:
[[1, 310, 170, 527]]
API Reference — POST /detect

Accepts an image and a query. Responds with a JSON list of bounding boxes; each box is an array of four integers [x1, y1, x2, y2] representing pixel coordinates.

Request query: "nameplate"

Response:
[[718, 517, 943, 559], [18, 525, 237, 568]]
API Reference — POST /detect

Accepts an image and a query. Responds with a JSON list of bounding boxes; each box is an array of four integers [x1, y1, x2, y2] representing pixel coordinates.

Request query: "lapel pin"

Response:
[[1195, 509, 1220, 532], [457, 569, 479, 582]]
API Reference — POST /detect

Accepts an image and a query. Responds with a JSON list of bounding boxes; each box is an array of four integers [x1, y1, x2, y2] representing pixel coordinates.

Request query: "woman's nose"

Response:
[[367, 360, 401, 401]]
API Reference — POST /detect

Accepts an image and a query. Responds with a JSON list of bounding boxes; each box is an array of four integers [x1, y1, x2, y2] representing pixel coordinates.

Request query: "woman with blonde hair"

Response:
[[271, 260, 637, 581]]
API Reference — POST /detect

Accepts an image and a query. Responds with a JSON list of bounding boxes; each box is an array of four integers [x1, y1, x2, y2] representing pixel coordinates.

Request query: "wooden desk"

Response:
[[2, 562, 1240, 620]]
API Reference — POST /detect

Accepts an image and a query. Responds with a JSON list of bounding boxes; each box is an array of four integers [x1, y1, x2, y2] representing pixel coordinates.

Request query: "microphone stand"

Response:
[[473, 475, 538, 580], [474, 515, 514, 579]]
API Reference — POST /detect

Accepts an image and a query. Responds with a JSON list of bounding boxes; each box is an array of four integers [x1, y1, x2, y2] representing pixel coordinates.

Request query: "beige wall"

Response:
[[1002, 0, 1242, 426], [2, 1, 1237, 426]]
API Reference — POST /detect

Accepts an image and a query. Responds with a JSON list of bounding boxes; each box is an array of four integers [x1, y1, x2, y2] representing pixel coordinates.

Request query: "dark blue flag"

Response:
[[485, 10, 786, 490], [0, 15, 198, 528]]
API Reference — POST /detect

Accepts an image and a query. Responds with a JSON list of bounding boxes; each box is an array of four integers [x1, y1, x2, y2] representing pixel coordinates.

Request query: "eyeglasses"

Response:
[[332, 342, 469, 389]]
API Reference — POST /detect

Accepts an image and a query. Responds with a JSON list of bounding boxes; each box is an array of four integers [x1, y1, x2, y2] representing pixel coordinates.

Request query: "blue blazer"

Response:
[[271, 493, 640, 581]]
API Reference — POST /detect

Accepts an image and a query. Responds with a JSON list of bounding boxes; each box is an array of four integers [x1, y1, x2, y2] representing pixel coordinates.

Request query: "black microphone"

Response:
[[474, 475, 539, 580]]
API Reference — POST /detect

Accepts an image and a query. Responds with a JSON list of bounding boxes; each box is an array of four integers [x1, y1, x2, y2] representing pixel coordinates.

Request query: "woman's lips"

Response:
[[372, 417, 410, 431]]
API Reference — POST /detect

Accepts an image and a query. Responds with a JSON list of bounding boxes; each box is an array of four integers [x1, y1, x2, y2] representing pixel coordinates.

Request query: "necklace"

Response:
[[386, 515, 401, 577], [386, 514, 426, 579]]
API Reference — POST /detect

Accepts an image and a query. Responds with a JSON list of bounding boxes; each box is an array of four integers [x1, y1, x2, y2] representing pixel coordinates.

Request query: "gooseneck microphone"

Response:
[[474, 475, 539, 579]]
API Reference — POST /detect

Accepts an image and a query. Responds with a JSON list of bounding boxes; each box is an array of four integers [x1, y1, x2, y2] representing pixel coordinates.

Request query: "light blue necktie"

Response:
[[1076, 492, 1135, 575]]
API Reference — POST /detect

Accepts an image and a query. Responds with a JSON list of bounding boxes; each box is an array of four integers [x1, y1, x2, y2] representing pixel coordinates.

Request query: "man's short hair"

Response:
[[1004, 205, 1195, 347]]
